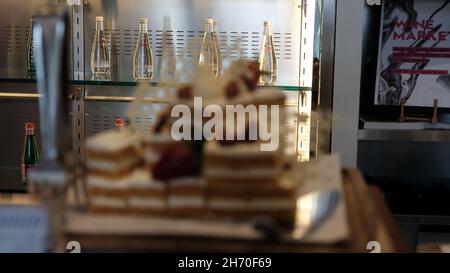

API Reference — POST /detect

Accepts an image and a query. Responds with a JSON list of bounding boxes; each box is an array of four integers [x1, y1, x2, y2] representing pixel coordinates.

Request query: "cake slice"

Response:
[[87, 168, 147, 214], [85, 129, 141, 178], [248, 183, 297, 227], [205, 183, 250, 220], [125, 169, 168, 217], [203, 141, 283, 185], [168, 177, 205, 218]]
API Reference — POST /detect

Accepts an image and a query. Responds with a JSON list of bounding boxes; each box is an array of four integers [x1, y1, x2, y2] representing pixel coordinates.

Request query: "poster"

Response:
[[375, 0, 450, 107]]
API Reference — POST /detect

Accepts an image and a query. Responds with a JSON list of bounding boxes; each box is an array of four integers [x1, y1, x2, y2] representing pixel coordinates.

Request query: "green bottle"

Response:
[[21, 122, 39, 184]]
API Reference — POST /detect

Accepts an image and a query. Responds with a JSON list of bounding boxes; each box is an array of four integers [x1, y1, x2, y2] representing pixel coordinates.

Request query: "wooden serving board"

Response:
[[62, 169, 408, 253], [65, 155, 348, 245]]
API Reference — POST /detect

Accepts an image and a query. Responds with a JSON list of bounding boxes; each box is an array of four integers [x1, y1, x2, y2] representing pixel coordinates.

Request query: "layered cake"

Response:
[[142, 108, 178, 169], [85, 129, 141, 178], [168, 177, 205, 218], [203, 141, 282, 185], [202, 140, 294, 226], [85, 129, 141, 213], [84, 59, 298, 228], [205, 182, 296, 226], [127, 171, 168, 217], [87, 168, 148, 214], [247, 183, 297, 226], [205, 183, 250, 220]]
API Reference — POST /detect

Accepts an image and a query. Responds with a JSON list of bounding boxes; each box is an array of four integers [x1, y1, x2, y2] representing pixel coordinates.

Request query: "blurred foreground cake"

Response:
[[85, 129, 141, 213], [168, 177, 205, 218], [205, 181, 296, 225], [204, 141, 282, 185], [84, 60, 297, 227]]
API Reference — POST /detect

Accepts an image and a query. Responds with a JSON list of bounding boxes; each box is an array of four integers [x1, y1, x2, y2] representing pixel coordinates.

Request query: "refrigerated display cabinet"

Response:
[[0, 0, 335, 192]]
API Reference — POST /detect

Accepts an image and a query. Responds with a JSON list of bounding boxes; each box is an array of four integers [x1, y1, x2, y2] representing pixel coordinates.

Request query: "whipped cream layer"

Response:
[[168, 196, 204, 208], [86, 128, 140, 153], [204, 167, 280, 178], [87, 169, 154, 190], [207, 198, 249, 210], [129, 197, 166, 209], [86, 157, 141, 172], [90, 196, 126, 208]]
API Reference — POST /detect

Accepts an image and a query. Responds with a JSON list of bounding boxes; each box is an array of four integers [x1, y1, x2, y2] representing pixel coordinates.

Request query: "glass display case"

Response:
[[0, 0, 327, 192]]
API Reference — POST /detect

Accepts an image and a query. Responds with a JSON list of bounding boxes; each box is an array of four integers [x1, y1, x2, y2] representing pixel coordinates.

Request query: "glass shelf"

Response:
[[0, 70, 37, 84], [0, 69, 311, 92]]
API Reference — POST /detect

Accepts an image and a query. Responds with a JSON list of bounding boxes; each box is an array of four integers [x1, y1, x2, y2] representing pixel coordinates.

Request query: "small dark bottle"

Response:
[[21, 122, 39, 184], [115, 118, 125, 132]]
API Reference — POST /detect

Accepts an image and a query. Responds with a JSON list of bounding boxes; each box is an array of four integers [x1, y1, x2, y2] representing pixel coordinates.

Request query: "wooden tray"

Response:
[[62, 169, 408, 253]]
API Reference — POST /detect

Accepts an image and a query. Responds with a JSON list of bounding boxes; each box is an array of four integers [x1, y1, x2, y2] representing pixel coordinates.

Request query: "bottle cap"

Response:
[[115, 118, 124, 127], [263, 21, 271, 26], [25, 122, 35, 130], [205, 18, 215, 24], [139, 18, 148, 24], [96, 16, 104, 22]]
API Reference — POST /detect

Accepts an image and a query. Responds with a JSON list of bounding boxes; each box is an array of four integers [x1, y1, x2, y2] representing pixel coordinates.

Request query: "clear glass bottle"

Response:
[[133, 18, 154, 81], [26, 17, 36, 74], [158, 16, 176, 82], [90, 16, 110, 76], [258, 21, 277, 85], [199, 19, 220, 77]]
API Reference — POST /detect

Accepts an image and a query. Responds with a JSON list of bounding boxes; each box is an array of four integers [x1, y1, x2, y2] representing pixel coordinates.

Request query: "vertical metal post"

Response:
[[331, 0, 364, 167], [71, 1, 84, 81], [70, 2, 85, 160], [317, 0, 337, 155], [297, 0, 315, 161], [72, 86, 85, 160]]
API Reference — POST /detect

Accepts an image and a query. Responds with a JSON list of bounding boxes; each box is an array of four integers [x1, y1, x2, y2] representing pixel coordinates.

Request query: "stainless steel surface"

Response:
[[34, 9, 71, 164], [0, 0, 50, 71], [296, 91, 312, 161], [84, 95, 169, 103], [73, 86, 85, 159], [291, 190, 340, 239], [72, 4, 85, 80], [86, 101, 153, 136], [81, 0, 306, 144], [359, 129, 450, 142], [358, 140, 450, 178], [0, 1, 322, 191], [0, 83, 73, 191], [317, 0, 336, 155], [0, 97, 40, 170], [83, 0, 301, 84], [84, 86, 168, 137], [83, 86, 306, 153]]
